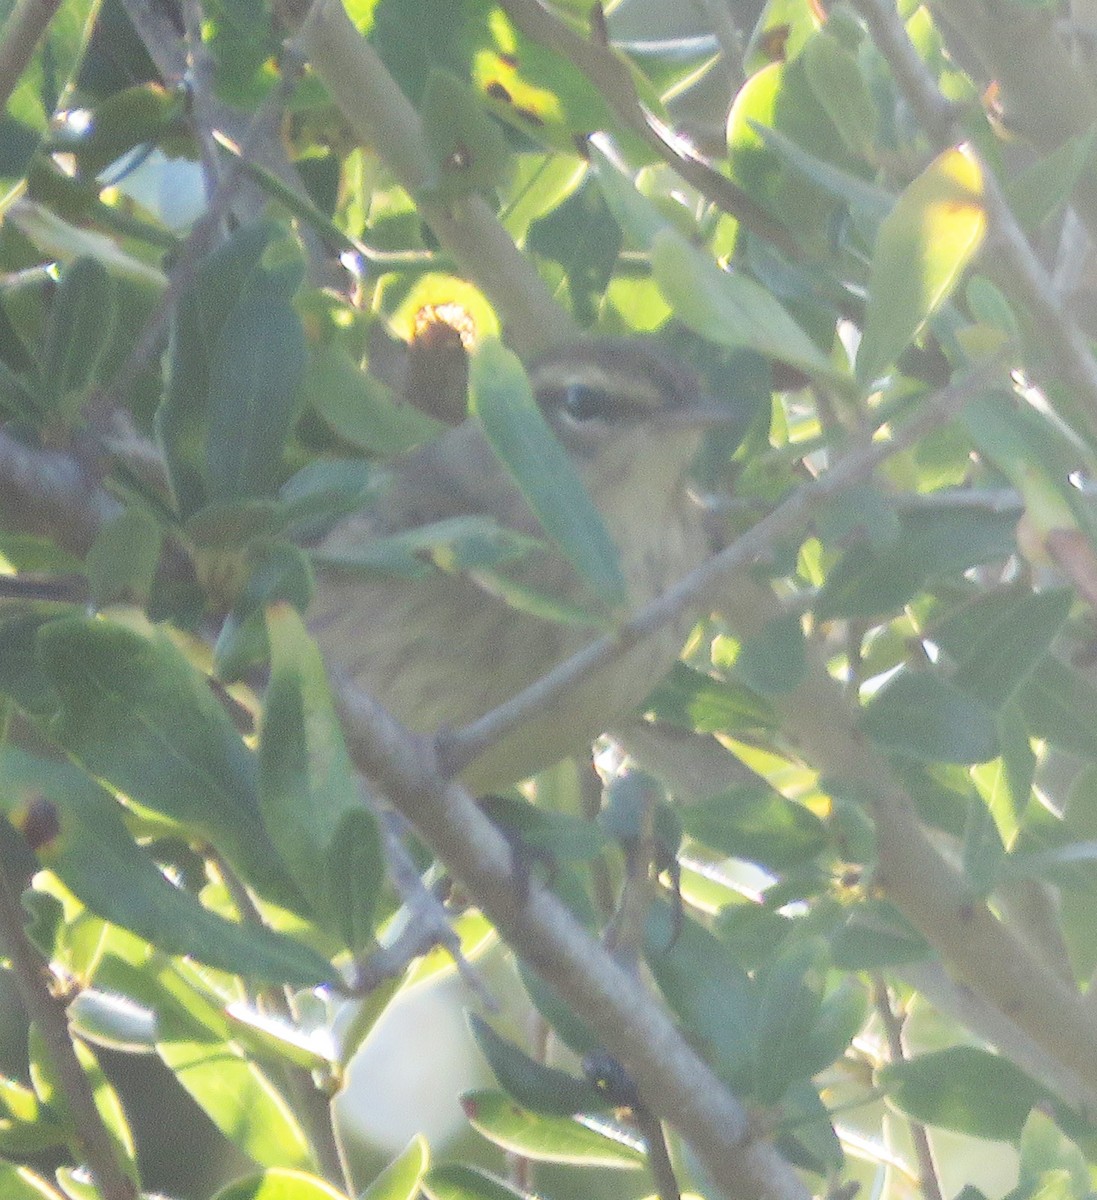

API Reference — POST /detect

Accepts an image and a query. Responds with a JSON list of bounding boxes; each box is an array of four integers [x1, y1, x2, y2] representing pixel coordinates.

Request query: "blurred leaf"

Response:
[[527, 178, 621, 325], [880, 1047, 1051, 1141], [650, 229, 837, 380], [1017, 656, 1097, 761], [159, 221, 277, 519], [360, 1137, 430, 1200], [0, 1165, 65, 1200], [681, 784, 827, 872], [305, 342, 445, 454], [29, 1024, 136, 1179], [931, 588, 1072, 710], [816, 503, 1020, 619], [645, 662, 778, 735], [1006, 129, 1097, 229], [733, 611, 808, 695], [644, 903, 756, 1091], [68, 988, 157, 1052], [202, 0, 278, 103], [422, 1163, 529, 1200], [212, 1169, 348, 1200], [752, 122, 893, 220], [516, 960, 601, 1058], [858, 146, 986, 385], [727, 57, 854, 245], [421, 70, 513, 197], [0, 748, 335, 985], [459, 1089, 643, 1167], [860, 671, 999, 763], [260, 604, 383, 955], [800, 30, 877, 158], [40, 256, 116, 419], [313, 513, 540, 580], [749, 939, 827, 1103], [36, 614, 302, 909], [470, 338, 626, 609], [5, 0, 96, 131], [468, 1015, 609, 1117], [85, 504, 163, 608], [205, 263, 307, 503], [156, 1000, 315, 1172]]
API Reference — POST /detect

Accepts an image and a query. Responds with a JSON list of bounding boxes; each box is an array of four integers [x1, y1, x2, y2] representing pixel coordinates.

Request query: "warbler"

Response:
[[308, 339, 728, 794]]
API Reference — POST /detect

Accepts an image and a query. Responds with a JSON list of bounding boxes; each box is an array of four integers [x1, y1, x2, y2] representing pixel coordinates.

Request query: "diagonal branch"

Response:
[[335, 680, 810, 1200]]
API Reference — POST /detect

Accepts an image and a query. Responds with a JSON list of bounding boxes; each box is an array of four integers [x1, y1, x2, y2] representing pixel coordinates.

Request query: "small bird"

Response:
[[308, 338, 728, 794]]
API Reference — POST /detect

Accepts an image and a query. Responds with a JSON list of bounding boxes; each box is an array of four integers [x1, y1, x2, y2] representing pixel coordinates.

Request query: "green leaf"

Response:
[[467, 1015, 609, 1117], [1006, 128, 1097, 229], [85, 504, 163, 608], [527, 178, 621, 326], [155, 994, 315, 1171], [650, 229, 837, 381], [41, 256, 116, 418], [159, 221, 277, 519], [749, 939, 827, 1103], [644, 903, 756, 1091], [0, 1165, 66, 1200], [0, 748, 335, 986], [260, 604, 384, 954], [422, 1163, 527, 1200], [932, 588, 1072, 710], [880, 1046, 1047, 1141], [212, 1169, 348, 1200], [645, 662, 778, 735], [421, 70, 513, 197], [306, 342, 445, 455], [858, 145, 987, 385], [360, 1137, 430, 1200], [800, 30, 878, 158], [459, 1090, 644, 1168], [313, 514, 541, 580], [35, 614, 302, 909], [1017, 656, 1097, 761], [816, 503, 1020, 619], [733, 611, 808, 695], [30, 1024, 137, 1180], [469, 338, 627, 609], [205, 266, 307, 503], [682, 783, 827, 872], [859, 671, 999, 763], [516, 961, 602, 1058]]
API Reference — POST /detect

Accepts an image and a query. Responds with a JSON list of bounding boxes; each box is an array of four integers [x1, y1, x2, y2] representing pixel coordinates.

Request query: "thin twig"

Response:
[[0, 861, 138, 1200], [440, 355, 1006, 777], [351, 811, 497, 1009], [871, 978, 944, 1200], [496, 0, 800, 258]]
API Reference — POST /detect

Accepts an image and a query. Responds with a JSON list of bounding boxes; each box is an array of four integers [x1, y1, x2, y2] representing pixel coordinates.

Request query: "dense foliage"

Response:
[[1, 1, 1097, 1199]]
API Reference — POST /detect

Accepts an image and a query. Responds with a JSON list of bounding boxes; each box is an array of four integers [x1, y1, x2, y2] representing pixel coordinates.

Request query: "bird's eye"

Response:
[[559, 383, 620, 422]]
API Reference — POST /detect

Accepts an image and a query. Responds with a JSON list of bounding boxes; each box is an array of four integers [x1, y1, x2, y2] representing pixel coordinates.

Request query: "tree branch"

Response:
[[0, 0, 60, 113], [335, 682, 810, 1200], [288, 0, 575, 358], [0, 859, 137, 1200], [440, 356, 1005, 777]]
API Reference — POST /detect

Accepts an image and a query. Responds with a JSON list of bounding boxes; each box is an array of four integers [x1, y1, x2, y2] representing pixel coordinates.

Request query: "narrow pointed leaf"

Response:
[[470, 338, 626, 609]]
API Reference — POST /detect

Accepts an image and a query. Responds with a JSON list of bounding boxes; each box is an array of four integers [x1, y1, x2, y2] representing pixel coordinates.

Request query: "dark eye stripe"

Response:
[[539, 384, 636, 423]]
